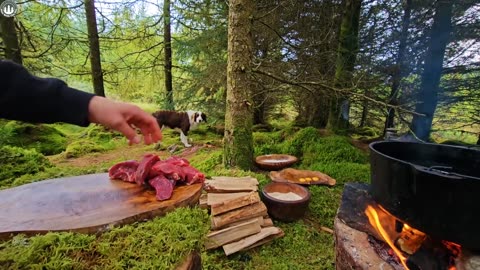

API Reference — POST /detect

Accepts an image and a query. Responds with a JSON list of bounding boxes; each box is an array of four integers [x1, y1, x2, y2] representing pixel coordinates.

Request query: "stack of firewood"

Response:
[[199, 176, 284, 256]]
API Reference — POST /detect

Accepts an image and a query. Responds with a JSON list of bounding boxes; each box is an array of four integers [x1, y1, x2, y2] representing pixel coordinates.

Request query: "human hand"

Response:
[[88, 96, 162, 145]]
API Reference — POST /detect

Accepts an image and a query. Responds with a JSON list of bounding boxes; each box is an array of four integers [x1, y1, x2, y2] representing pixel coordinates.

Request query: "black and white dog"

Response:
[[152, 110, 207, 147]]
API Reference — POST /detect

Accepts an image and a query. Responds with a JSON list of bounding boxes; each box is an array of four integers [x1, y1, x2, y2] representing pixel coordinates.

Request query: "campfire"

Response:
[[335, 183, 478, 270], [333, 141, 480, 269], [365, 204, 461, 269]]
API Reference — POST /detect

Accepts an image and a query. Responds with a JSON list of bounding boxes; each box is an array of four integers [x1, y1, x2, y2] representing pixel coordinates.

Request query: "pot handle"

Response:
[[411, 164, 467, 180]]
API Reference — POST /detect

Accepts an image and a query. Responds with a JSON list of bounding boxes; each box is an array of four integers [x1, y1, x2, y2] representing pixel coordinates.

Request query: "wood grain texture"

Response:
[[211, 192, 260, 216], [211, 202, 267, 230], [207, 192, 251, 205], [222, 226, 282, 256], [204, 178, 258, 193], [205, 218, 262, 249], [0, 173, 202, 239]]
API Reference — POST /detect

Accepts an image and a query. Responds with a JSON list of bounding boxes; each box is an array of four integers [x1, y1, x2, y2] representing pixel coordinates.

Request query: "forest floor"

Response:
[[0, 125, 374, 269]]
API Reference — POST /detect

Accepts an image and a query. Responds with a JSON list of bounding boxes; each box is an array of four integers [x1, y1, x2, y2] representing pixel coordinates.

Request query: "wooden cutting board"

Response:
[[0, 173, 202, 239], [269, 168, 336, 186]]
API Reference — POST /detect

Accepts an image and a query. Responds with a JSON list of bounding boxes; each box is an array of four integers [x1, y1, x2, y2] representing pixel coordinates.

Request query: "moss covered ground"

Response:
[[0, 123, 372, 269]]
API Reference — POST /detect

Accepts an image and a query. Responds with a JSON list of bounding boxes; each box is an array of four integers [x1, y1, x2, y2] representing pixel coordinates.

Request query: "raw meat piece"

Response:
[[165, 156, 190, 167], [135, 154, 160, 186], [108, 160, 139, 183], [149, 175, 176, 201], [149, 161, 182, 180], [181, 166, 205, 185]]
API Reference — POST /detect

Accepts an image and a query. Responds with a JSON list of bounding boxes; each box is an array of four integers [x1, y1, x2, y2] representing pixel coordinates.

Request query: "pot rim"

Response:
[[369, 140, 480, 181]]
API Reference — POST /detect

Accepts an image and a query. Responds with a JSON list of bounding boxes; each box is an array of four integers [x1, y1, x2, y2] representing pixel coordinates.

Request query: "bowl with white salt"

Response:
[[260, 182, 311, 222]]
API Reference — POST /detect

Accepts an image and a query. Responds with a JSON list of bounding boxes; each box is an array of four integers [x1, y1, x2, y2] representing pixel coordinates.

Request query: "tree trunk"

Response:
[[359, 99, 368, 128], [477, 134, 480, 146], [410, 0, 453, 141], [223, 0, 254, 170], [384, 0, 412, 136], [164, 0, 174, 110], [0, 1, 22, 64], [327, 0, 362, 132], [85, 0, 105, 97]]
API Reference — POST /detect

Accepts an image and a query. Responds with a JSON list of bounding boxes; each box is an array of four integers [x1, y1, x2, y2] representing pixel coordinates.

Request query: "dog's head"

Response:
[[193, 111, 207, 123], [187, 110, 207, 126]]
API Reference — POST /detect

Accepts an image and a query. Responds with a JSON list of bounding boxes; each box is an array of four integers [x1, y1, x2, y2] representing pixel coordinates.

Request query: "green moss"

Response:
[[301, 136, 368, 167], [281, 127, 321, 157], [0, 146, 52, 183], [0, 124, 376, 270], [0, 233, 95, 269], [223, 127, 254, 170], [352, 126, 380, 138], [0, 207, 210, 269], [189, 148, 223, 174], [64, 140, 106, 158], [96, 207, 210, 269], [0, 121, 67, 155]]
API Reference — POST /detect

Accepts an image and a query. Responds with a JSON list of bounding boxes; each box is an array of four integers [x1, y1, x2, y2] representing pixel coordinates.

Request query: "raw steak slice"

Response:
[[149, 161, 182, 181], [108, 160, 139, 183], [149, 175, 176, 201], [165, 156, 190, 167], [135, 154, 160, 186], [182, 166, 205, 185]]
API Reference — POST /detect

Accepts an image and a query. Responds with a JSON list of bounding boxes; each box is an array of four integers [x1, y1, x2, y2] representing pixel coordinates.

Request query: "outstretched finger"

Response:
[[115, 121, 140, 145], [135, 118, 162, 144]]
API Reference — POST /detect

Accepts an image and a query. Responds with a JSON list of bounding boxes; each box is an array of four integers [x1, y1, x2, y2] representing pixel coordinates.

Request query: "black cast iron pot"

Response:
[[369, 141, 480, 251]]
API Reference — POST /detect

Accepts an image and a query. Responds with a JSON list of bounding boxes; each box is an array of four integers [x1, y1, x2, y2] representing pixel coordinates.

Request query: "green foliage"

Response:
[[245, 221, 334, 270], [281, 127, 321, 157], [0, 146, 52, 184], [352, 126, 380, 138], [189, 149, 223, 175], [0, 207, 210, 270], [61, 125, 123, 159], [96, 208, 210, 269], [301, 136, 368, 167], [64, 139, 106, 159], [0, 121, 67, 155], [0, 233, 95, 269]]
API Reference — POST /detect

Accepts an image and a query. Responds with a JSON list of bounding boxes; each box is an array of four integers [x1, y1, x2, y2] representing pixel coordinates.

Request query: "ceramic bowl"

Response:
[[260, 182, 311, 222], [255, 154, 298, 171]]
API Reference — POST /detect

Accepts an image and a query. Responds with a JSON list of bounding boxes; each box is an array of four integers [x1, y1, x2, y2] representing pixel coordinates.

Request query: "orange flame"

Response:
[[365, 205, 409, 269]]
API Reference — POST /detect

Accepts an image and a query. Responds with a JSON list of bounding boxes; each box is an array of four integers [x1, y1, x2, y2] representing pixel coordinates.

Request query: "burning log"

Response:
[[335, 183, 465, 270]]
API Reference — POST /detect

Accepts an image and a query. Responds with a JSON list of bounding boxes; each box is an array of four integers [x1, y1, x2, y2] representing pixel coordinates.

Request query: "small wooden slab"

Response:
[[205, 218, 262, 249], [211, 202, 267, 230], [269, 168, 336, 186], [204, 178, 258, 193], [0, 173, 202, 239], [207, 192, 251, 206], [223, 226, 283, 256], [211, 192, 260, 216]]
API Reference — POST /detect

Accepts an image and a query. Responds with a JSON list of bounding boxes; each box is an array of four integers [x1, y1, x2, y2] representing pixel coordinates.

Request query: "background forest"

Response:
[[0, 0, 479, 269], [1, 0, 479, 143]]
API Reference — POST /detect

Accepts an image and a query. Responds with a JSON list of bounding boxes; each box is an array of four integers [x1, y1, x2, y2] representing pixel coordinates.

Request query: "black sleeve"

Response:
[[0, 60, 96, 126]]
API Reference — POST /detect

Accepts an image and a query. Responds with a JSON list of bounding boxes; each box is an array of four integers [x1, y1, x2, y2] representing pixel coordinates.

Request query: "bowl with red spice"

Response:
[[260, 182, 311, 222]]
